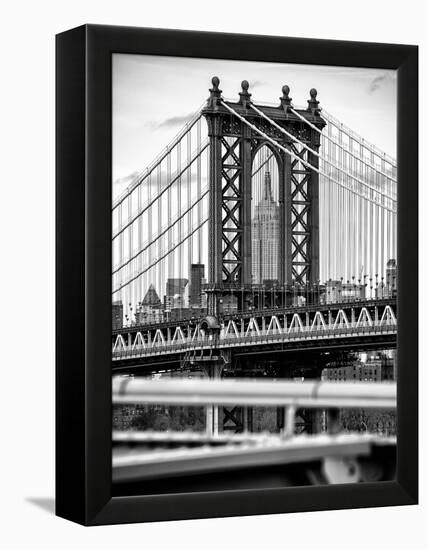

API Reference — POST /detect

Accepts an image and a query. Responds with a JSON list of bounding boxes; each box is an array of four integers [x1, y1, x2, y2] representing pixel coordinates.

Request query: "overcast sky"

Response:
[[112, 54, 396, 198]]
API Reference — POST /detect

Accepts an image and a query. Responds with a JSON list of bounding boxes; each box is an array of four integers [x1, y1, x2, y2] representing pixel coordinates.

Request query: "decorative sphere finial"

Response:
[[279, 84, 292, 110], [307, 87, 320, 113], [207, 76, 222, 108], [239, 79, 251, 107]]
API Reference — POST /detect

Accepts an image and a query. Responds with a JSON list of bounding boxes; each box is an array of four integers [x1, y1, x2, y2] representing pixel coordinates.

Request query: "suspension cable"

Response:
[[250, 103, 395, 203], [113, 188, 209, 275], [112, 218, 209, 296], [289, 107, 396, 181], [113, 107, 205, 210], [220, 101, 396, 214], [323, 108, 396, 168], [113, 140, 209, 241]]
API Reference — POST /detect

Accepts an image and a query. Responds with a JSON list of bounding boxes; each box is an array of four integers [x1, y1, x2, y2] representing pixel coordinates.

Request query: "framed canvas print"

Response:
[[56, 25, 418, 525]]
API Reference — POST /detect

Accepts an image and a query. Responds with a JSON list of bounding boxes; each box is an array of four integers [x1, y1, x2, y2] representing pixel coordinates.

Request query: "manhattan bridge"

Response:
[[111, 77, 397, 445]]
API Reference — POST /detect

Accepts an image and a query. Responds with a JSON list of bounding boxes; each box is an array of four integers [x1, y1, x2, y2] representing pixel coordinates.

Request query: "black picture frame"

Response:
[[56, 24, 418, 526]]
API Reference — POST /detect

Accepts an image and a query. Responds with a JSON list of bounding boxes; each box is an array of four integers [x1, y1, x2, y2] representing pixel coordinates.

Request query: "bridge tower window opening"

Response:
[[251, 146, 281, 288]]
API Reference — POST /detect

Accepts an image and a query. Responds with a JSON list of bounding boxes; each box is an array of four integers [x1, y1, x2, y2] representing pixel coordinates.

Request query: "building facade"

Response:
[[112, 300, 123, 330], [321, 280, 366, 304], [135, 284, 163, 324], [251, 172, 281, 284], [189, 264, 205, 308]]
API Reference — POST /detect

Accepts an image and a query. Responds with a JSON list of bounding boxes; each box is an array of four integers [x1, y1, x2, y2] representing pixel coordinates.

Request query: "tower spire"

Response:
[[263, 171, 273, 201]]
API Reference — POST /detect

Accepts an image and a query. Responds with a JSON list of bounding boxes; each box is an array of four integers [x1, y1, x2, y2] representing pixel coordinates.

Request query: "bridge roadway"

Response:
[[112, 298, 397, 372]]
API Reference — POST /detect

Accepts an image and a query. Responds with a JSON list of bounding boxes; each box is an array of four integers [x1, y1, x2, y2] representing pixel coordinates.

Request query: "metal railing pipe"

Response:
[[112, 378, 396, 409]]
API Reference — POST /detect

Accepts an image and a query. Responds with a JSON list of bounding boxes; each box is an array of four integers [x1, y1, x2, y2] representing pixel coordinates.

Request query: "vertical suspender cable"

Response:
[[126, 195, 131, 321], [374, 163, 379, 292], [187, 124, 193, 277], [331, 132, 336, 280], [197, 118, 202, 265], [167, 148, 173, 286], [380, 159, 385, 283], [145, 174, 151, 317], [118, 201, 123, 316], [157, 162, 162, 312], [137, 183, 142, 310], [177, 139, 182, 313]]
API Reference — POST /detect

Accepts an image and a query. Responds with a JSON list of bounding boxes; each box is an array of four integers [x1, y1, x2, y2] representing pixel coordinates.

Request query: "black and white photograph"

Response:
[[3, 1, 423, 545], [111, 55, 398, 493]]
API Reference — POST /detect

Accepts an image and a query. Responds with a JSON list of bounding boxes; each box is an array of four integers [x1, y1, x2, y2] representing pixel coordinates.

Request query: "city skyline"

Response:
[[114, 255, 397, 328]]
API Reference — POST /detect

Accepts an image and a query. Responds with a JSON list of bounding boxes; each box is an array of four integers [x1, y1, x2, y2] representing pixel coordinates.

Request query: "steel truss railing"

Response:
[[112, 322, 396, 359]]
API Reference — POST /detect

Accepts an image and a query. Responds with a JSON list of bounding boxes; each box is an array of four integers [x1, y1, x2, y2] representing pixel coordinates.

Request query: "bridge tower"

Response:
[[202, 78, 326, 317]]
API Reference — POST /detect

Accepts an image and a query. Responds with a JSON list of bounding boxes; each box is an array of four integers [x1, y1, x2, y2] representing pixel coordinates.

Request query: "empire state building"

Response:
[[251, 171, 281, 284]]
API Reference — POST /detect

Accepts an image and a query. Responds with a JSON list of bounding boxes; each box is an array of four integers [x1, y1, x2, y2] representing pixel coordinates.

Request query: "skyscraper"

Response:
[[189, 264, 205, 308], [376, 258, 397, 299], [251, 171, 281, 284], [386, 258, 397, 294], [164, 278, 189, 310], [112, 300, 123, 330], [165, 278, 189, 298]]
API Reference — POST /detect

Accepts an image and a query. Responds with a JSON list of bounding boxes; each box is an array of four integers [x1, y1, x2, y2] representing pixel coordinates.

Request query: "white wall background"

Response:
[[0, 1, 425, 547]]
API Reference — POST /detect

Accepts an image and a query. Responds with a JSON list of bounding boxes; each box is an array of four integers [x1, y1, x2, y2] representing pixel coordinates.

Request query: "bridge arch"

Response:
[[251, 143, 285, 286], [251, 140, 283, 170]]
